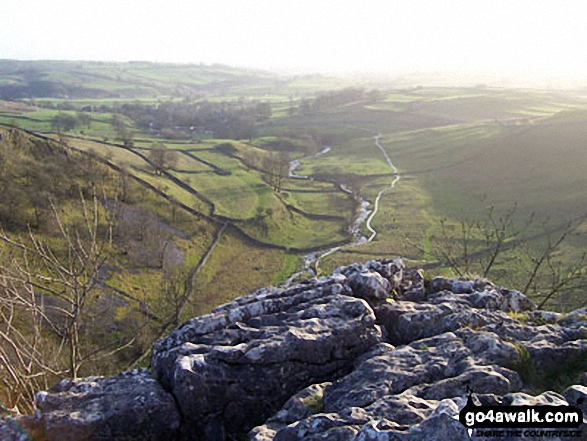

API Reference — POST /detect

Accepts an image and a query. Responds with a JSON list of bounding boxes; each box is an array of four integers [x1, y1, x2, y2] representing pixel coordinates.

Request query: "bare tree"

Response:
[[148, 145, 178, 176], [427, 204, 587, 310], [431, 204, 529, 279], [0, 190, 118, 412], [262, 151, 289, 192], [112, 114, 134, 147], [0, 269, 60, 413], [519, 227, 586, 309], [157, 268, 190, 328]]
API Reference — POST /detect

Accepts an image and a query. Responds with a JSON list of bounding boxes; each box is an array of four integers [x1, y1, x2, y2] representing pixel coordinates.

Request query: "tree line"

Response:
[[115, 99, 270, 139]]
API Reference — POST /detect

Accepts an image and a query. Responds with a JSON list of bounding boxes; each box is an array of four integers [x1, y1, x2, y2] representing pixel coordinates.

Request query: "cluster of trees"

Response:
[[42, 88, 385, 142], [0, 80, 68, 100], [147, 145, 179, 175], [42, 98, 272, 140], [112, 99, 271, 140], [111, 114, 134, 146], [50, 111, 92, 132], [0, 129, 198, 412], [240, 149, 290, 192], [0, 129, 110, 230], [261, 152, 290, 192]]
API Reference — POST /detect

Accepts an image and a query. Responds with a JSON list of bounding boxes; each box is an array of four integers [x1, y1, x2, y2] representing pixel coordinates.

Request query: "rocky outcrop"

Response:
[[5, 259, 587, 440], [151, 273, 381, 439], [41, 370, 180, 441]]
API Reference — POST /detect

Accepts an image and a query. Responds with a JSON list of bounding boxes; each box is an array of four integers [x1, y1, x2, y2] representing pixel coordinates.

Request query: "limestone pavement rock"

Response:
[[250, 265, 587, 441], [5, 259, 587, 441], [151, 271, 383, 439]]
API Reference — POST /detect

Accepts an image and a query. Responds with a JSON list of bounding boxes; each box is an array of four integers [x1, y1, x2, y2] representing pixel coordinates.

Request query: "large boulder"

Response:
[[33, 370, 180, 441], [334, 262, 392, 302], [375, 274, 537, 346], [151, 273, 382, 439], [250, 329, 522, 440]]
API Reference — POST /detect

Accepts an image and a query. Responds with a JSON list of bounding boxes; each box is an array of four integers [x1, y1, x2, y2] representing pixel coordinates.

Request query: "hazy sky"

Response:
[[2, 0, 587, 80]]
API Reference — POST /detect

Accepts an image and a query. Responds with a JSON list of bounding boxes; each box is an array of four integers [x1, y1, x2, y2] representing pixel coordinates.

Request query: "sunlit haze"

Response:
[[2, 0, 587, 85]]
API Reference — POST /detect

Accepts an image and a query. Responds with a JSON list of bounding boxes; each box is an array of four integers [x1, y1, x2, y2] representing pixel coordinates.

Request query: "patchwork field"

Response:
[[2, 62, 587, 411], [2, 68, 586, 313]]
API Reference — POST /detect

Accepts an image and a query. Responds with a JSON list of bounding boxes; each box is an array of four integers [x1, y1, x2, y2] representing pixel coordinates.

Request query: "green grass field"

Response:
[[380, 110, 587, 225], [2, 63, 587, 310], [58, 132, 351, 249]]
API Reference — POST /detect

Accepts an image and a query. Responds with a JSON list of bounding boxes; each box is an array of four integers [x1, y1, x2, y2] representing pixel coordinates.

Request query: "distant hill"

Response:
[[0, 59, 281, 99], [0, 60, 363, 100]]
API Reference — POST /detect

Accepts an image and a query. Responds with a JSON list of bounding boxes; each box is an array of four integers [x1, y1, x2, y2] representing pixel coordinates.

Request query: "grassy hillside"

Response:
[[0, 127, 304, 411], [1, 65, 586, 308], [1, 64, 587, 410], [380, 110, 587, 225]]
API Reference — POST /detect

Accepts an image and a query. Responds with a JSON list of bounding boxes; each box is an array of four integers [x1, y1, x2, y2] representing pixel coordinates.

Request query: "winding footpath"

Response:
[[286, 133, 400, 282], [365, 134, 401, 241]]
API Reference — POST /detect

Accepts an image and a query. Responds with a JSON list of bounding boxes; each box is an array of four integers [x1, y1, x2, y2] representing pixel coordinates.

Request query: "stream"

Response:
[[288, 146, 332, 179], [285, 133, 400, 283]]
